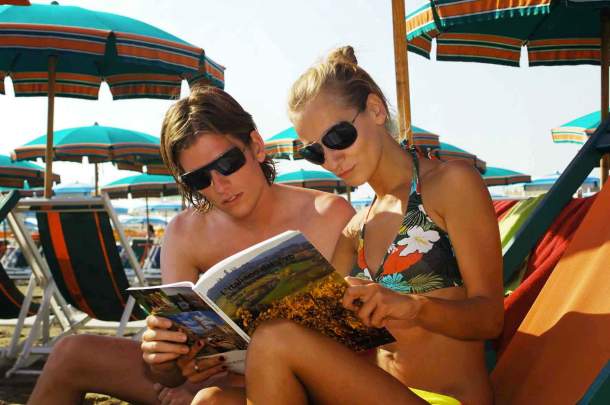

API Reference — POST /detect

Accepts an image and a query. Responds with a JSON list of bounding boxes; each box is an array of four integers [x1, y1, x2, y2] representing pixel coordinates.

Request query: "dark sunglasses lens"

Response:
[[323, 122, 357, 150], [299, 144, 325, 165], [182, 170, 211, 190], [215, 148, 246, 175]]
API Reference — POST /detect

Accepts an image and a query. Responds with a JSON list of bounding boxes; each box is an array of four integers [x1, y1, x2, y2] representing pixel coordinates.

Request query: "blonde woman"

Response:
[[243, 47, 503, 405]]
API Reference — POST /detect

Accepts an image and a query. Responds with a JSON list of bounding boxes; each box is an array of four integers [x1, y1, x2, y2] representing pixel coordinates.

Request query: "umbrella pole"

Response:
[[44, 55, 57, 199], [145, 192, 150, 245], [391, 0, 413, 145], [94, 163, 99, 196], [601, 10, 610, 187]]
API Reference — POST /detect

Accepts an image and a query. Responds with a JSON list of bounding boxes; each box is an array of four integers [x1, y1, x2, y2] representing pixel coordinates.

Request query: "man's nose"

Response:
[[210, 170, 231, 193]]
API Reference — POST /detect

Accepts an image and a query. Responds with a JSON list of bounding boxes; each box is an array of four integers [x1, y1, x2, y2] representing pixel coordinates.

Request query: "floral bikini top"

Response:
[[355, 147, 463, 294]]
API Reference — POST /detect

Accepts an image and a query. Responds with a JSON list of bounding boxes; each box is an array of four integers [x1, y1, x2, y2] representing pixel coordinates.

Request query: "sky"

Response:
[[0, 0, 600, 195]]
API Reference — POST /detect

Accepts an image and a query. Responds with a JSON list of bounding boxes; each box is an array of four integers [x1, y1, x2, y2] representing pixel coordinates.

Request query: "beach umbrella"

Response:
[[0, 154, 59, 188], [405, 0, 610, 184], [483, 166, 531, 186], [100, 173, 177, 199], [551, 110, 608, 144], [148, 201, 181, 213], [52, 181, 93, 196], [275, 168, 353, 195], [522, 172, 600, 194], [0, 2, 225, 197], [120, 216, 167, 227], [432, 142, 487, 174], [12, 122, 164, 192], [265, 126, 440, 160], [264, 127, 304, 160], [101, 173, 177, 244]]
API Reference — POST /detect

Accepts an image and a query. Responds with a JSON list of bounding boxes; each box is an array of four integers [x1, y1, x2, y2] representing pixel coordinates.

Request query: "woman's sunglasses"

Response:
[[298, 110, 360, 165], [180, 146, 246, 190]]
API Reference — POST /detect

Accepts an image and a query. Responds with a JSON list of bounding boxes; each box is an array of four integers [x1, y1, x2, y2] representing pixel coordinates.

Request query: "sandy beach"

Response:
[[0, 284, 132, 405]]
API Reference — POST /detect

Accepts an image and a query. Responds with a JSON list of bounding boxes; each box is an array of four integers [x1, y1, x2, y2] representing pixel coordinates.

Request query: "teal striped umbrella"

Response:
[[275, 168, 352, 194], [551, 110, 607, 144], [0, 154, 59, 188], [1, 2, 224, 196], [405, 0, 610, 183], [101, 173, 177, 199], [265, 125, 441, 160], [432, 142, 487, 174], [483, 166, 531, 186], [406, 1, 606, 68], [102, 173, 177, 243], [0, 2, 224, 99], [13, 122, 162, 169]]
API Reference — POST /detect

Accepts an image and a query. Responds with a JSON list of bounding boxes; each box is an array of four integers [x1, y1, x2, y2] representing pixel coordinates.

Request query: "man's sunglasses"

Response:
[[298, 110, 360, 165], [180, 146, 246, 190]]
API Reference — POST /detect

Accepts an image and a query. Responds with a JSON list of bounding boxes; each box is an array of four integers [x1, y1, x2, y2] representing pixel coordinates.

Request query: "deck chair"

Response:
[[0, 191, 78, 368], [491, 183, 610, 404], [6, 194, 147, 376], [0, 191, 39, 358]]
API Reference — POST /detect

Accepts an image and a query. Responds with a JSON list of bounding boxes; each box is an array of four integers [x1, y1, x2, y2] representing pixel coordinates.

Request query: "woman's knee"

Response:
[[248, 319, 304, 360], [192, 386, 243, 405]]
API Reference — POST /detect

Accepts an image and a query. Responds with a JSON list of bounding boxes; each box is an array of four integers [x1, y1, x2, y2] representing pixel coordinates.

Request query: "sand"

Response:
[[0, 283, 133, 405]]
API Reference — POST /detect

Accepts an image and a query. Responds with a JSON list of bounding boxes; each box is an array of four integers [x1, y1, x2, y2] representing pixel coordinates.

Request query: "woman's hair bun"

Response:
[[326, 46, 358, 66]]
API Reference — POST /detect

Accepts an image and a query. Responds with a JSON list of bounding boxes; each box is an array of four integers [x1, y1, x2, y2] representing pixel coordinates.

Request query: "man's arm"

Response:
[[142, 212, 200, 387]]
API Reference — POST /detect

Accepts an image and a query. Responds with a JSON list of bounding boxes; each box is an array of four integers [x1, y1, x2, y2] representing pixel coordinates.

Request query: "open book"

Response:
[[128, 230, 395, 374]]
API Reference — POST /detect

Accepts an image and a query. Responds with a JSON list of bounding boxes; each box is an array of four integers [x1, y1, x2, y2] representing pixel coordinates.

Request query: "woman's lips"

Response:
[[338, 166, 354, 178]]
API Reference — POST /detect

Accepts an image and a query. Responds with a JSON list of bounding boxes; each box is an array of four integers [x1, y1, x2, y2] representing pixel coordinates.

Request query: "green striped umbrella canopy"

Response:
[[431, 142, 487, 174], [406, 0, 606, 67], [0, 2, 224, 99], [551, 110, 607, 144], [264, 127, 304, 160], [12, 122, 162, 170], [0, 154, 59, 187], [101, 173, 177, 199], [275, 168, 352, 193], [483, 166, 531, 186], [1, 1, 224, 196], [265, 125, 441, 160]]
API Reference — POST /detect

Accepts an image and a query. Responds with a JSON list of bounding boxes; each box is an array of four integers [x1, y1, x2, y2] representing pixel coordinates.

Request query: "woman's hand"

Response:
[[141, 315, 189, 373], [176, 341, 228, 383], [342, 277, 422, 328]]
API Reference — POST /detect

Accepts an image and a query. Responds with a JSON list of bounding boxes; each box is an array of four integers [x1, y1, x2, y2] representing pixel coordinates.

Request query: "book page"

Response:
[[195, 231, 395, 352], [129, 285, 248, 358]]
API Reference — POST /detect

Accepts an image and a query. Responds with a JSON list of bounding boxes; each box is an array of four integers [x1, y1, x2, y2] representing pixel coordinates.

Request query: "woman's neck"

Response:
[[367, 135, 413, 198]]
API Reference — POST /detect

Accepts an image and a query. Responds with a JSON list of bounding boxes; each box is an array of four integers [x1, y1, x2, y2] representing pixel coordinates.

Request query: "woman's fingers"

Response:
[[357, 295, 378, 327], [342, 285, 370, 311], [186, 360, 228, 383], [181, 355, 225, 378]]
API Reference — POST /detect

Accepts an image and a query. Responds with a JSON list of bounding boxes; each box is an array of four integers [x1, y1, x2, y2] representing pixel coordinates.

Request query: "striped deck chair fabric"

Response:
[[34, 202, 145, 322], [491, 185, 610, 404], [0, 191, 38, 319]]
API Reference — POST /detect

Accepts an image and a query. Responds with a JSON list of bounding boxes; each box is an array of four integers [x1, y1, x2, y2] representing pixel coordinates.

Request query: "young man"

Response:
[[26, 86, 354, 405]]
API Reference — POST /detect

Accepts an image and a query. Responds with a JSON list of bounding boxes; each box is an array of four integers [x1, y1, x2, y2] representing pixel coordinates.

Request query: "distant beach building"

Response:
[[506, 172, 599, 198]]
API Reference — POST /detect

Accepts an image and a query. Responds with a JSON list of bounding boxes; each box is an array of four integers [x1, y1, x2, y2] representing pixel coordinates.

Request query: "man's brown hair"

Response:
[[160, 86, 276, 212]]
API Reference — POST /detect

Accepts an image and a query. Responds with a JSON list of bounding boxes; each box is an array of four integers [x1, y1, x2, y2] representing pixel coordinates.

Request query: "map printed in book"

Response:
[[128, 230, 395, 374]]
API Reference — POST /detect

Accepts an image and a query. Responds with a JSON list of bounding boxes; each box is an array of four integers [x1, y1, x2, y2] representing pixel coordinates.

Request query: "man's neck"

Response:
[[231, 183, 279, 233]]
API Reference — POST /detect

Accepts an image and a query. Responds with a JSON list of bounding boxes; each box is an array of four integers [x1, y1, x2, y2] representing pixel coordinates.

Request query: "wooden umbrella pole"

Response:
[[391, 0, 413, 145], [601, 11, 610, 187], [94, 163, 99, 196], [44, 55, 57, 199]]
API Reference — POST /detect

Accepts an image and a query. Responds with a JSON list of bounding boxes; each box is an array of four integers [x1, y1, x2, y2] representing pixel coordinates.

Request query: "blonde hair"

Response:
[[288, 46, 392, 131], [160, 86, 276, 212]]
